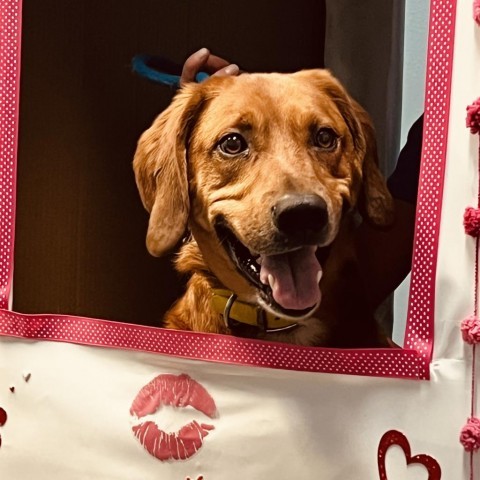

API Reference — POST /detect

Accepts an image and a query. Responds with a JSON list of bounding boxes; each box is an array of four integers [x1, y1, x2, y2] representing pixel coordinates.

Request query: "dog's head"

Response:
[[134, 70, 394, 321]]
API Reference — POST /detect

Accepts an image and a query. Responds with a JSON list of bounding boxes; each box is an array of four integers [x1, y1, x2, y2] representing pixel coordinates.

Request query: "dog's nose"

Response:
[[272, 194, 329, 244]]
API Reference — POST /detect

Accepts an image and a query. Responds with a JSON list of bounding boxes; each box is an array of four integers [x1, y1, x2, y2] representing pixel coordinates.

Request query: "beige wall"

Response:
[[325, 0, 405, 174]]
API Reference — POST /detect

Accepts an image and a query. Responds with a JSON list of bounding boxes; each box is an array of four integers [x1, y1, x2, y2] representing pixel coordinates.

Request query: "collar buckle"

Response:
[[222, 293, 238, 330], [223, 293, 298, 333]]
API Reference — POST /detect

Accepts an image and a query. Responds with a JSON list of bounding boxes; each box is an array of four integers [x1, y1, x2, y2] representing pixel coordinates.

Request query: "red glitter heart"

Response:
[[0, 408, 6, 427], [0, 407, 7, 449], [377, 430, 441, 479]]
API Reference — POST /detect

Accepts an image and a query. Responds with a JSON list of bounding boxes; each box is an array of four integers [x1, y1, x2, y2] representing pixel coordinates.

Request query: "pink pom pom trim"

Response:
[[464, 207, 480, 237], [466, 98, 480, 134], [460, 417, 480, 452], [461, 315, 480, 344], [475, 0, 480, 25]]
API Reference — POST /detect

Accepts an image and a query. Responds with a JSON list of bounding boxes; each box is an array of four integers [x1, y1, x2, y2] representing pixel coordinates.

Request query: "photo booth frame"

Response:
[[0, 0, 456, 379], [6, 0, 480, 478]]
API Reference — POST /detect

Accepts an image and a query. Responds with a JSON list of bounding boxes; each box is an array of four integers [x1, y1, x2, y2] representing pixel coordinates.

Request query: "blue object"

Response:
[[132, 54, 209, 88]]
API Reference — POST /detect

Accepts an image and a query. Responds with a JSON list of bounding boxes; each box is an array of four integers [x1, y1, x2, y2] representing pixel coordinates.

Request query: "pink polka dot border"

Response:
[[0, 0, 21, 309], [0, 0, 456, 379], [0, 309, 421, 378], [403, 0, 457, 373]]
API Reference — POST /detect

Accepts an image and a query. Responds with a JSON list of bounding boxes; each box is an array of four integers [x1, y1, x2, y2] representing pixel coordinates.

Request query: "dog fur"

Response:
[[134, 70, 394, 347]]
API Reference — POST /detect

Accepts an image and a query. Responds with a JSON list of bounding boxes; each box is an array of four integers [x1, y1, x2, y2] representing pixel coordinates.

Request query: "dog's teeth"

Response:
[[256, 256, 263, 265], [268, 274, 276, 289], [317, 270, 323, 283]]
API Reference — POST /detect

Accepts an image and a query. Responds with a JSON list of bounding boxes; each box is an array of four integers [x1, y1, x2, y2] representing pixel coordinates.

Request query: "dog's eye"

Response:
[[218, 134, 248, 156], [314, 128, 338, 150]]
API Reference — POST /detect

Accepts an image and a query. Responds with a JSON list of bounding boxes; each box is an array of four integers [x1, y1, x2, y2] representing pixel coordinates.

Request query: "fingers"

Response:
[[181, 48, 210, 86], [212, 63, 240, 78], [203, 52, 230, 72], [180, 48, 240, 87]]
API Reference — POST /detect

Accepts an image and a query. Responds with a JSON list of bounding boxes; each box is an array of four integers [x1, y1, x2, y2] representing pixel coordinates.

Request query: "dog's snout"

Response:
[[272, 194, 329, 244]]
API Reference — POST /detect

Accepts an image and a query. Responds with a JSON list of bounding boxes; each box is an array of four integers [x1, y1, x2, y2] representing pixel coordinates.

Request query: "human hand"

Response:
[[180, 48, 240, 87]]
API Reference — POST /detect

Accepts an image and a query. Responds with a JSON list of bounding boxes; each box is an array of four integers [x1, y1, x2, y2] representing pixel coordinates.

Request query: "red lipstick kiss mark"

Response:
[[0, 407, 7, 448], [130, 374, 217, 461], [377, 430, 441, 479]]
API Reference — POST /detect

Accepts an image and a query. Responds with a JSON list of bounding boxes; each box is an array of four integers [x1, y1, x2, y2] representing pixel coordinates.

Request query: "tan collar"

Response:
[[211, 289, 299, 333]]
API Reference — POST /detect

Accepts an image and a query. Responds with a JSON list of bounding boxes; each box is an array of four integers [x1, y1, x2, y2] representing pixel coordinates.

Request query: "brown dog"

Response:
[[133, 70, 394, 347]]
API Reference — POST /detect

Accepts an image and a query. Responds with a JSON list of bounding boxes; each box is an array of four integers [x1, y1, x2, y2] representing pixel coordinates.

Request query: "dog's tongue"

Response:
[[259, 246, 322, 311]]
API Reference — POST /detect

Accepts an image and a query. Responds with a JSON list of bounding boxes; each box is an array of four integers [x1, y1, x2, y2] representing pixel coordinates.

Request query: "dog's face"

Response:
[[134, 70, 393, 322]]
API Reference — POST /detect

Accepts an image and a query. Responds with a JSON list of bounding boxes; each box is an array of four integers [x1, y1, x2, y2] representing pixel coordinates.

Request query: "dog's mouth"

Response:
[[215, 223, 323, 319]]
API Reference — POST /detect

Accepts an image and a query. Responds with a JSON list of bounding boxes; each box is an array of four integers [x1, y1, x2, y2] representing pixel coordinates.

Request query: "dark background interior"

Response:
[[13, 0, 327, 325]]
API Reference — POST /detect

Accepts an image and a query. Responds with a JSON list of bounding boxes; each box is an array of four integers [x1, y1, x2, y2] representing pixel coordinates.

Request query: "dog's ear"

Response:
[[314, 70, 394, 227], [352, 106, 395, 227], [133, 85, 205, 256]]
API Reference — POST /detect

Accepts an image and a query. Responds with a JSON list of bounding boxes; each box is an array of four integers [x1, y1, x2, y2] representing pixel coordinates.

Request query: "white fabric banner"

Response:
[[0, 335, 469, 479]]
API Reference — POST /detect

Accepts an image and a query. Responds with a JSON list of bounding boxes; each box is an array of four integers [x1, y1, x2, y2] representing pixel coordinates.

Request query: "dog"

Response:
[[133, 69, 394, 347]]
